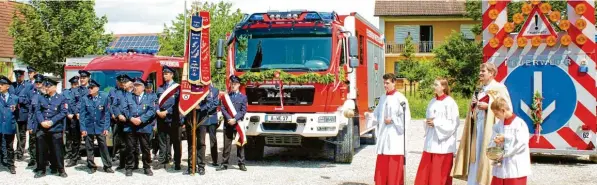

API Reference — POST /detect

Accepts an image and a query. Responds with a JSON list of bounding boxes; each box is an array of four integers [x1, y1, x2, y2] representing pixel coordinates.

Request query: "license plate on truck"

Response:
[[265, 115, 292, 122]]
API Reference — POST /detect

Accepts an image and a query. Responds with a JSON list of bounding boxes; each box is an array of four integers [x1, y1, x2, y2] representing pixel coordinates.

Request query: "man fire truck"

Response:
[[216, 11, 384, 163]]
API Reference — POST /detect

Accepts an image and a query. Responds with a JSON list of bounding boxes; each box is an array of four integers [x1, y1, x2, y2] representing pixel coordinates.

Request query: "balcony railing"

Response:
[[385, 41, 443, 54]]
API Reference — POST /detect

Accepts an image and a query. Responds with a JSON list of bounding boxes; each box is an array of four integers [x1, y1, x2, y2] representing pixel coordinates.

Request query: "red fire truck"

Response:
[[64, 50, 186, 147], [216, 11, 384, 163]]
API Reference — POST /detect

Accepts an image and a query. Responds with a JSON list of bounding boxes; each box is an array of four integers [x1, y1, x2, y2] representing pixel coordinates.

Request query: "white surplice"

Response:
[[488, 115, 531, 179], [424, 95, 460, 154], [367, 91, 411, 155]]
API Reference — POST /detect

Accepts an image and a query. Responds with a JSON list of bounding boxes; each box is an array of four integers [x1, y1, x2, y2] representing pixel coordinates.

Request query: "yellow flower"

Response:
[[517, 37, 528, 48], [561, 34, 571, 46], [549, 11, 561, 22], [546, 36, 557, 47], [576, 19, 587, 30], [531, 36, 542, 47], [540, 3, 552, 14]]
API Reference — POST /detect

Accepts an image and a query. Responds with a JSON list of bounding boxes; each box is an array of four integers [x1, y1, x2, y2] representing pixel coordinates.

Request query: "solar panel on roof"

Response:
[[109, 35, 160, 52]]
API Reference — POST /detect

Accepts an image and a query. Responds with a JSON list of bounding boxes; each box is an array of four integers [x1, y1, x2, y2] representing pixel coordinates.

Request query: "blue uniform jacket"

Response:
[[196, 85, 220, 125], [76, 86, 89, 114], [10, 81, 32, 122], [123, 92, 157, 134], [27, 89, 43, 131], [0, 93, 19, 134], [221, 91, 247, 130], [156, 81, 182, 125], [34, 93, 68, 133], [79, 92, 110, 135]]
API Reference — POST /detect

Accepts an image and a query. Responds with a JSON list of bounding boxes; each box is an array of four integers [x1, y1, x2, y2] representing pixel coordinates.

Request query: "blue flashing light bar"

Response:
[[105, 48, 158, 55]]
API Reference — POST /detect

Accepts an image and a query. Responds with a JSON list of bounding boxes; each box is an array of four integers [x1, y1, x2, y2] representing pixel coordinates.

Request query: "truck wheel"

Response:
[[334, 118, 354, 163], [590, 155, 597, 163], [353, 122, 360, 150], [245, 136, 265, 160], [361, 128, 377, 145]]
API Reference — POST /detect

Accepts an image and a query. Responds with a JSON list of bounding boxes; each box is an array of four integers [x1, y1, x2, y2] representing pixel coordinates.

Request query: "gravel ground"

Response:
[[1, 120, 596, 185]]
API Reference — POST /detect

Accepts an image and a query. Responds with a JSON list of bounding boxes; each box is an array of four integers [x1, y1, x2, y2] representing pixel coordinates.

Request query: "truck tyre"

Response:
[[361, 128, 377, 145], [353, 122, 360, 150], [334, 118, 354, 163], [245, 136, 265, 160]]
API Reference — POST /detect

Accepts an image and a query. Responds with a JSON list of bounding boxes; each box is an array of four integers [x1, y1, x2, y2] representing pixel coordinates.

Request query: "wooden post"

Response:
[[191, 110, 197, 175]]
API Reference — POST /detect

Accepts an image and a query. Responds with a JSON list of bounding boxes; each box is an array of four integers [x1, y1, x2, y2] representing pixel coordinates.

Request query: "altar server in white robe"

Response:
[[487, 97, 531, 185], [452, 62, 512, 185], [415, 78, 460, 185], [365, 73, 411, 185]]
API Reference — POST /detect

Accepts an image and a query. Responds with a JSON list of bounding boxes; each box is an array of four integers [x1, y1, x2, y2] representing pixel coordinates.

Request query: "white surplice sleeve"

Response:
[[433, 98, 460, 141], [503, 120, 530, 158]]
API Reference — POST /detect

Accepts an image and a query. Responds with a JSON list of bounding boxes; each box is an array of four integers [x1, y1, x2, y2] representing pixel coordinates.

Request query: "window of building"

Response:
[[460, 24, 476, 40]]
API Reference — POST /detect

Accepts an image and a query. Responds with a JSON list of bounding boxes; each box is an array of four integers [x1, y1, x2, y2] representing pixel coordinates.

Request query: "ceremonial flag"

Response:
[[219, 92, 247, 146], [179, 11, 212, 116]]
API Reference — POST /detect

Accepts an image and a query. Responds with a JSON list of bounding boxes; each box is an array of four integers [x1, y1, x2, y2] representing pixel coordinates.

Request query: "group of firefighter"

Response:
[[0, 65, 248, 178]]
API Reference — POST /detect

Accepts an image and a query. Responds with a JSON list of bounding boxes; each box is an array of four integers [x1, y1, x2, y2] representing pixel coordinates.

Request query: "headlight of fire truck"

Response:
[[318, 116, 336, 123]]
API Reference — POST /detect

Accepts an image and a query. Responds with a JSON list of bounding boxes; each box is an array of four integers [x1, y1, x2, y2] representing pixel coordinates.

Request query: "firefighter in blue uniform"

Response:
[[26, 66, 38, 86], [156, 65, 182, 170], [33, 78, 68, 178], [217, 75, 248, 172], [122, 77, 156, 176], [0, 75, 18, 174], [184, 83, 220, 175], [64, 76, 82, 167], [11, 69, 31, 161], [111, 74, 127, 166], [79, 79, 114, 173], [113, 74, 140, 170], [26, 73, 46, 168]]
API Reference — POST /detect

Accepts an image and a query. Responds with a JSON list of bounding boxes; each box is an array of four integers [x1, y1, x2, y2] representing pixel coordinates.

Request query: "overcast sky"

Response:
[[94, 0, 378, 34]]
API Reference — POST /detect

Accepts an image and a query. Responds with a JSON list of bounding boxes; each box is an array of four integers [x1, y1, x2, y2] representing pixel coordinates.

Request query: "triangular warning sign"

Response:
[[519, 6, 557, 39]]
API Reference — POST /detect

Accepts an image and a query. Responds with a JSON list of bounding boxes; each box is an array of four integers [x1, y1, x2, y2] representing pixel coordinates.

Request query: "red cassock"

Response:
[[374, 155, 404, 185], [414, 152, 453, 185], [491, 176, 527, 185]]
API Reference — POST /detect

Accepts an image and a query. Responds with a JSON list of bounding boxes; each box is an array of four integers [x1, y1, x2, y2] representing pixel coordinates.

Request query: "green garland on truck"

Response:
[[239, 68, 346, 84]]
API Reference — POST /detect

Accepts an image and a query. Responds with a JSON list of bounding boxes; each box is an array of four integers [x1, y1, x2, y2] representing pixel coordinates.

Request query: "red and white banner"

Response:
[[219, 92, 247, 146], [179, 11, 212, 116]]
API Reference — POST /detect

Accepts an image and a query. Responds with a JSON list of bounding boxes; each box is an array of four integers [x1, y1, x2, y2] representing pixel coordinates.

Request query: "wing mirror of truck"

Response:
[[216, 39, 225, 69], [348, 36, 358, 58], [349, 58, 359, 68]]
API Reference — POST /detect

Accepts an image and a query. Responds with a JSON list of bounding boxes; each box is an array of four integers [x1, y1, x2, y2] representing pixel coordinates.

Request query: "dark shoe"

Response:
[[174, 165, 181, 171], [9, 166, 16, 174], [132, 164, 139, 170], [216, 165, 227, 171], [27, 161, 36, 167], [211, 163, 218, 167], [144, 169, 153, 176], [50, 169, 58, 174], [125, 169, 132, 176], [105, 167, 114, 173], [116, 166, 125, 170], [239, 164, 247, 171], [59, 172, 68, 178], [16, 155, 24, 161], [34, 171, 46, 178], [198, 168, 205, 175], [65, 160, 77, 167], [90, 168, 97, 174]]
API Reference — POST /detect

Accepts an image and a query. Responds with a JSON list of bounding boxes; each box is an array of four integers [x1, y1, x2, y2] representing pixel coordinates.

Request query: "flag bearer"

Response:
[[156, 66, 182, 170], [217, 75, 248, 172]]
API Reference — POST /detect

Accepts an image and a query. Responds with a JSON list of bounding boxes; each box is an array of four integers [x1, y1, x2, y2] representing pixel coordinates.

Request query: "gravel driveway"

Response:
[[1, 120, 596, 185]]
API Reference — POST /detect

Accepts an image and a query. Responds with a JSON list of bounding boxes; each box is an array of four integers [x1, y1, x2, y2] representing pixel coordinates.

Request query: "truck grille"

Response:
[[262, 123, 298, 132], [265, 135, 301, 146], [245, 85, 315, 106]]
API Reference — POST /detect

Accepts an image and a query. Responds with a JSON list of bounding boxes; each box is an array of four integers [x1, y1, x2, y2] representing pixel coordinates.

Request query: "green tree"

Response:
[[433, 31, 483, 96], [399, 35, 425, 96], [159, 1, 243, 90], [465, 0, 576, 35], [9, 0, 112, 77]]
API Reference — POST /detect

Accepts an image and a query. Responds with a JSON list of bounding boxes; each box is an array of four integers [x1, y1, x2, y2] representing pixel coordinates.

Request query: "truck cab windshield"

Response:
[[235, 34, 332, 72], [88, 70, 143, 92]]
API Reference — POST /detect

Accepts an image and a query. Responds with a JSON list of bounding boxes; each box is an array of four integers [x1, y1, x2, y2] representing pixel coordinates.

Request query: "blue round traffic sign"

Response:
[[505, 65, 576, 134]]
